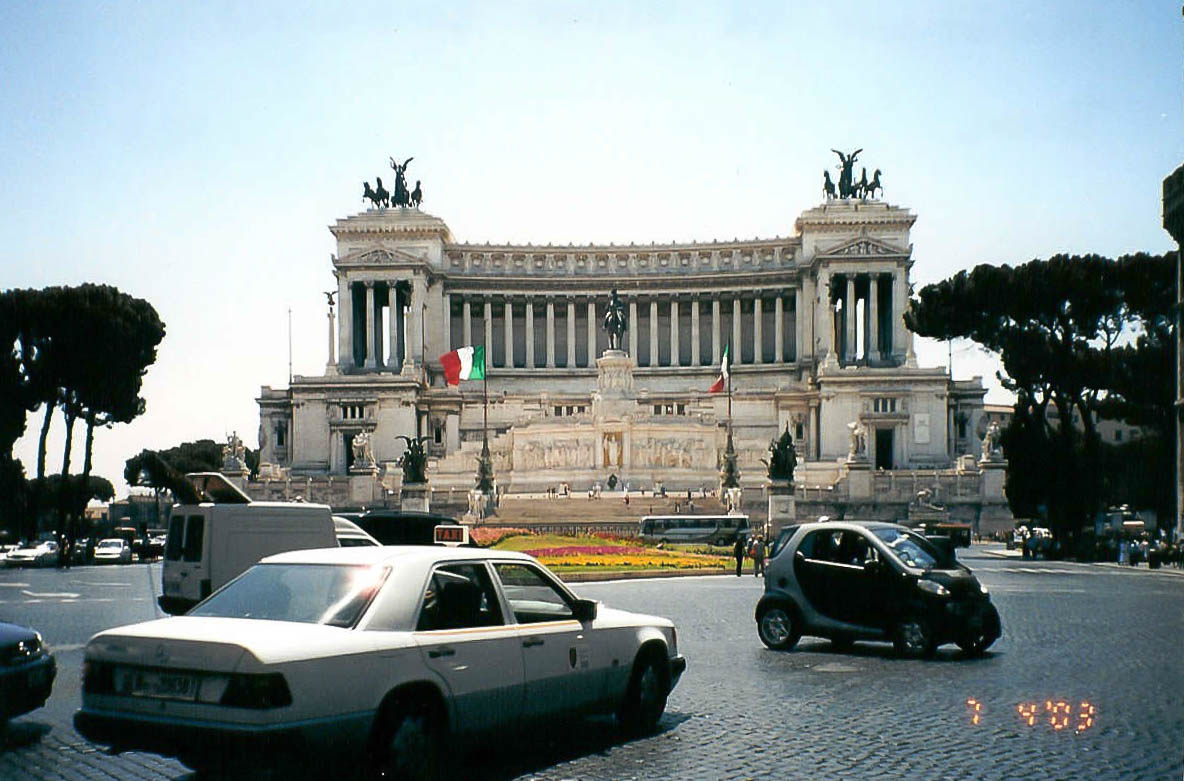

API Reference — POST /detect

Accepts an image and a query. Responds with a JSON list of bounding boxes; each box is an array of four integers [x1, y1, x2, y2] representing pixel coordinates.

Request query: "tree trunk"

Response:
[[80, 411, 96, 552], [58, 400, 76, 553], [36, 402, 53, 480]]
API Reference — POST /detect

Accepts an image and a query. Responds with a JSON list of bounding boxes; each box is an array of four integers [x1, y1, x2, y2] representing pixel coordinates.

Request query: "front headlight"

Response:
[[978, 582, 989, 595], [916, 579, 950, 597]]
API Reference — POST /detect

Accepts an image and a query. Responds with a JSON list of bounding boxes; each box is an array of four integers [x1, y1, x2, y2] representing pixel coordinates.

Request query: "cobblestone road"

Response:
[[1, 548, 1181, 780]]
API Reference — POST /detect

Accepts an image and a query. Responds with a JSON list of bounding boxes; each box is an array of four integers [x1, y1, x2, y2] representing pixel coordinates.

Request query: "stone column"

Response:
[[893, 271, 908, 360], [670, 298, 680, 367], [338, 278, 352, 370], [504, 299, 514, 368], [364, 281, 377, 369], [462, 298, 472, 348], [774, 295, 784, 363], [732, 296, 742, 362], [525, 299, 535, 368], [442, 293, 452, 352], [586, 299, 596, 364], [791, 291, 800, 362], [754, 297, 763, 364], [868, 275, 880, 361], [566, 298, 576, 368], [712, 297, 721, 364], [545, 298, 555, 368], [845, 276, 857, 364], [409, 277, 426, 368], [649, 299, 659, 367], [628, 299, 639, 358], [691, 297, 701, 367], [395, 285, 404, 371], [483, 298, 493, 359]]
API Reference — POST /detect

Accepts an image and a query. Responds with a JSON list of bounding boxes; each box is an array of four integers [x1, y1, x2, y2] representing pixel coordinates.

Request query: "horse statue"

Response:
[[857, 167, 870, 199], [396, 435, 429, 485], [409, 180, 423, 208], [602, 288, 628, 351], [363, 178, 390, 209], [831, 148, 862, 198], [389, 156, 413, 207], [823, 170, 836, 200], [865, 169, 883, 199]]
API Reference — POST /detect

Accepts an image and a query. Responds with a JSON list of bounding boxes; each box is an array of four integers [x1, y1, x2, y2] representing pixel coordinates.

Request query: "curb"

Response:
[[560, 568, 732, 583]]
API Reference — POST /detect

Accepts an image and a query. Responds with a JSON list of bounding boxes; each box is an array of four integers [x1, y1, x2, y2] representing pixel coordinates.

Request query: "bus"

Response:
[[639, 515, 750, 546]]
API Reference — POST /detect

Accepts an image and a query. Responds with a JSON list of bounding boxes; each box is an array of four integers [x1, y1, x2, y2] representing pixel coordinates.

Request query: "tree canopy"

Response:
[[905, 252, 1175, 539]]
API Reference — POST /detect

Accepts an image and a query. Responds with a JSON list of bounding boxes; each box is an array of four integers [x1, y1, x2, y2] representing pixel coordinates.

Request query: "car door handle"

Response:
[[428, 647, 455, 659], [522, 637, 545, 648]]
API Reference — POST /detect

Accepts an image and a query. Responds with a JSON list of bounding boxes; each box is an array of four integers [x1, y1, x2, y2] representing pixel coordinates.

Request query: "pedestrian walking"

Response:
[[753, 536, 766, 577], [733, 536, 745, 577]]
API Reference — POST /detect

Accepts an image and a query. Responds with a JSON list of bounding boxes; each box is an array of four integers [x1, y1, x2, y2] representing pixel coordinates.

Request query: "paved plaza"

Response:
[[1, 547, 1181, 780]]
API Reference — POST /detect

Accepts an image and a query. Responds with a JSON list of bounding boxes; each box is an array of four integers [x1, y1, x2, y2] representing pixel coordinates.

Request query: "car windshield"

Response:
[[189, 563, 390, 628], [872, 527, 945, 570], [97, 540, 121, 550]]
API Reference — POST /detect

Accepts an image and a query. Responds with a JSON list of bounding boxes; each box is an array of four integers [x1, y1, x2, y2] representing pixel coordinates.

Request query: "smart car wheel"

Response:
[[757, 605, 800, 651], [893, 617, 936, 659], [618, 650, 669, 734], [372, 698, 443, 780], [957, 626, 996, 656]]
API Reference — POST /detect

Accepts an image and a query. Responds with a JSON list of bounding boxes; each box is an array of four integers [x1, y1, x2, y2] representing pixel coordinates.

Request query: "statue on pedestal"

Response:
[[846, 420, 867, 462], [351, 431, 375, 469], [396, 435, 428, 485], [602, 289, 628, 351], [981, 420, 1002, 462], [831, 148, 862, 199], [763, 425, 797, 483], [221, 432, 247, 472]]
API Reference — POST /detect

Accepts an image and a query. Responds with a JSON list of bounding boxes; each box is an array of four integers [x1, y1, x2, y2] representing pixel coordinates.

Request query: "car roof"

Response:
[[798, 521, 906, 532], [261, 545, 533, 567]]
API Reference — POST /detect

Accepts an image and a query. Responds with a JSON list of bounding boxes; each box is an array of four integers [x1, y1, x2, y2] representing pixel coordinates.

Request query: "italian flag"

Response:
[[708, 345, 729, 393], [439, 345, 485, 386]]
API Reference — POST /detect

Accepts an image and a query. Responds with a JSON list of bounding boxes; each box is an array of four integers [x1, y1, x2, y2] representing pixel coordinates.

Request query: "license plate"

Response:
[[114, 667, 198, 700]]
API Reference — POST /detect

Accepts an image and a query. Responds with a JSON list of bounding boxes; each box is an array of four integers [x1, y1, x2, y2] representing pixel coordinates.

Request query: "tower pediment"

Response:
[[335, 246, 430, 270], [816, 236, 911, 260]]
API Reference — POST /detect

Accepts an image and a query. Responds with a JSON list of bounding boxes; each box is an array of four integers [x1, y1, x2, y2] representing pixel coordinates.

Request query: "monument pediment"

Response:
[[335, 247, 429, 269], [817, 236, 910, 259]]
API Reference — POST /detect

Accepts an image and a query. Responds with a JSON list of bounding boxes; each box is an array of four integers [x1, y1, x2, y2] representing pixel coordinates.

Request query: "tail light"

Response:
[[82, 660, 114, 694], [220, 673, 292, 709]]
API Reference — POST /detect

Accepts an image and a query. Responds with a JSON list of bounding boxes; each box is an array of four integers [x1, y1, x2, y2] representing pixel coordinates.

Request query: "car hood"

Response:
[[0, 622, 37, 644], [594, 605, 674, 630], [923, 567, 985, 598], [88, 616, 405, 669]]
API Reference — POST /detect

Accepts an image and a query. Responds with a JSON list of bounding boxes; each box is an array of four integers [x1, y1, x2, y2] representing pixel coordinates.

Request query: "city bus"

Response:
[[639, 514, 750, 546]]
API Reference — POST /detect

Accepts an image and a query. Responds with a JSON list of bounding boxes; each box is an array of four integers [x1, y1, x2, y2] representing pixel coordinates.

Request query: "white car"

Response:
[[4, 540, 59, 568], [92, 538, 132, 565], [75, 546, 686, 777]]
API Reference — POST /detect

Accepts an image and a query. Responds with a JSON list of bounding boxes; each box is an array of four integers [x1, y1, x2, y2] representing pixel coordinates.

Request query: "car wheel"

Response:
[[618, 650, 669, 735], [757, 605, 800, 651], [893, 617, 936, 658], [371, 697, 443, 780]]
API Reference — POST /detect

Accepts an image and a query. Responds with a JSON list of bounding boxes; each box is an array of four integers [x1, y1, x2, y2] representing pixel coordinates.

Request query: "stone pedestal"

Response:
[[592, 350, 637, 419], [979, 460, 1006, 499], [400, 483, 430, 513], [467, 489, 494, 522], [723, 486, 742, 514], [349, 469, 379, 506], [845, 461, 872, 501], [767, 479, 797, 537]]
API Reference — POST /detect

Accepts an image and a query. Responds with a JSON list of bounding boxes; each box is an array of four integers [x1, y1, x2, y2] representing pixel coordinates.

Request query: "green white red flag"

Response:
[[708, 344, 729, 393], [440, 345, 485, 386]]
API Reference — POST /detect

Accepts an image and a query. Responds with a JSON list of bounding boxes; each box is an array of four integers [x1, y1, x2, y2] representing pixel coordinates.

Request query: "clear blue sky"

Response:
[[2, 1, 1181, 495]]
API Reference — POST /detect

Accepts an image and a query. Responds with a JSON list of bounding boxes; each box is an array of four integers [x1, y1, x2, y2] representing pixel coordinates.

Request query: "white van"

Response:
[[157, 474, 336, 615]]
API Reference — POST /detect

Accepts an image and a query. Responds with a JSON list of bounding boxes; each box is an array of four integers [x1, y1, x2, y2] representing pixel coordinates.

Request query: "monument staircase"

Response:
[[482, 492, 729, 536]]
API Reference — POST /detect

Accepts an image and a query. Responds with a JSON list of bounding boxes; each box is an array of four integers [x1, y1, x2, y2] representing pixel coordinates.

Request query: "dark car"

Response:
[[756, 521, 1001, 658], [0, 622, 56, 724], [352, 510, 463, 546]]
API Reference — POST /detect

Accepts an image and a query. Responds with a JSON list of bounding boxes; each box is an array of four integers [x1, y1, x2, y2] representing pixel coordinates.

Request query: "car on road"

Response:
[[333, 515, 381, 547], [76, 545, 686, 777], [756, 521, 1000, 658], [0, 621, 56, 725], [4, 540, 60, 568], [93, 538, 133, 565]]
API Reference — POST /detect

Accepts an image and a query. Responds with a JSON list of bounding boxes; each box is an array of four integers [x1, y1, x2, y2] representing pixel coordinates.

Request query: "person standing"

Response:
[[753, 536, 766, 578], [733, 536, 745, 577]]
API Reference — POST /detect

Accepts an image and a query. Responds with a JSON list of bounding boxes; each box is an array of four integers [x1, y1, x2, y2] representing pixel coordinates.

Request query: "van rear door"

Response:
[[160, 510, 210, 613]]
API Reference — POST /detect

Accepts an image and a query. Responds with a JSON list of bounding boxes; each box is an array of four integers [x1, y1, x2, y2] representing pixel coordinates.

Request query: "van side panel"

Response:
[[205, 506, 336, 594]]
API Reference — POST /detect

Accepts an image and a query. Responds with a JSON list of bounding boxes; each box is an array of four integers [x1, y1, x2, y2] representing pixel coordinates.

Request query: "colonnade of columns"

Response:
[[448, 292, 798, 369], [337, 277, 424, 372], [824, 271, 906, 365]]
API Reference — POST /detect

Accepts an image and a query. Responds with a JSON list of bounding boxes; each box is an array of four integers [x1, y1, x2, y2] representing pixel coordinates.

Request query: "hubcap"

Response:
[[762, 610, 791, 644], [900, 621, 926, 651]]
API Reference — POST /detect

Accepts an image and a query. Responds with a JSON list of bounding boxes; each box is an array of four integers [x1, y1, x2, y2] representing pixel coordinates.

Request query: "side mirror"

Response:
[[573, 598, 598, 622]]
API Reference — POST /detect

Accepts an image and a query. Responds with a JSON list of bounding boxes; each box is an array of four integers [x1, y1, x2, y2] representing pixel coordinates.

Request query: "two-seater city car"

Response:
[[755, 521, 1000, 658], [75, 545, 685, 778], [0, 621, 56, 726]]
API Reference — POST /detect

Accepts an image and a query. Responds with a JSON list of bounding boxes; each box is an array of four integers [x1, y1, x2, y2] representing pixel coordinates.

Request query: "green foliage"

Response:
[[763, 425, 797, 482], [907, 252, 1176, 538]]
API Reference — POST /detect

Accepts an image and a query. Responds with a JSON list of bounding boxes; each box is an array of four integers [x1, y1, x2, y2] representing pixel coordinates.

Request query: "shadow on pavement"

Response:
[[0, 720, 51, 751]]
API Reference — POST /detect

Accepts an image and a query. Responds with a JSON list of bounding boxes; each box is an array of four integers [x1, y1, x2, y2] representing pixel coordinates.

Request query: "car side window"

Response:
[[416, 563, 504, 631], [492, 563, 575, 624], [801, 530, 844, 563]]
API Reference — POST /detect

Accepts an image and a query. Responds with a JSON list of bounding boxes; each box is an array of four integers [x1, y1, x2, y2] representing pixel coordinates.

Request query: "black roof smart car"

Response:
[[756, 521, 1001, 658]]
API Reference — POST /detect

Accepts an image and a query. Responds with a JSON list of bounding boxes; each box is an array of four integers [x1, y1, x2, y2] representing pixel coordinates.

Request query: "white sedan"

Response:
[[75, 545, 685, 778], [92, 538, 133, 565]]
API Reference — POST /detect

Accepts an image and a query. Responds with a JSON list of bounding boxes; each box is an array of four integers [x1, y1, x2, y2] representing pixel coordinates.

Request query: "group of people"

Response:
[[733, 534, 768, 577]]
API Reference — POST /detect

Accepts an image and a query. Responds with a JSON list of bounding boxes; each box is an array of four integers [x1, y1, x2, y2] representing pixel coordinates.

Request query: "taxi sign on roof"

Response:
[[434, 525, 470, 547]]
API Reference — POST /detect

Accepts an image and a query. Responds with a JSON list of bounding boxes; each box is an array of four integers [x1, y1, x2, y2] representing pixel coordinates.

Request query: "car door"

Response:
[[491, 561, 599, 719], [827, 530, 887, 626], [793, 529, 844, 621], [413, 562, 525, 735]]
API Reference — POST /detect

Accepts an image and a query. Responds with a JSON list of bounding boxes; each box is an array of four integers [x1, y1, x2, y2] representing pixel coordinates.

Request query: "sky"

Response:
[[1, 1, 1181, 497]]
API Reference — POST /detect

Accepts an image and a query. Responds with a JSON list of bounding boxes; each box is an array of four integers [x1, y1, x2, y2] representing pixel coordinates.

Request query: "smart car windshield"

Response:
[[872, 527, 943, 570], [190, 563, 390, 627]]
